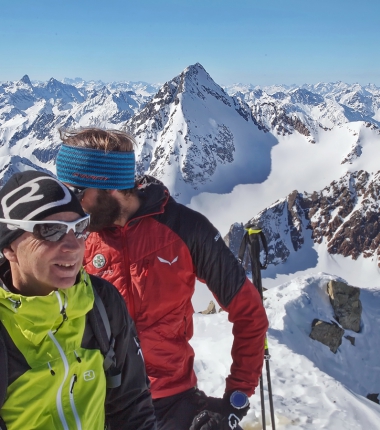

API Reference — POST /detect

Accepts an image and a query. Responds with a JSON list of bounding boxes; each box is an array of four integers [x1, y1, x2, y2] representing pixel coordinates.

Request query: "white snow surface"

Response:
[[191, 273, 380, 429]]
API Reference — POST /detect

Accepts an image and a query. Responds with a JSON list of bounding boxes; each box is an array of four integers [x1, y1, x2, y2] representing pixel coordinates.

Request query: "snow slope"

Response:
[[189, 121, 380, 290], [191, 273, 380, 429]]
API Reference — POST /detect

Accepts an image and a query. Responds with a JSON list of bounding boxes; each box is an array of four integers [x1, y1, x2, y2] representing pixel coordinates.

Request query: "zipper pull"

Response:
[[48, 362, 55, 376], [61, 306, 68, 321], [70, 374, 78, 394], [8, 298, 21, 309]]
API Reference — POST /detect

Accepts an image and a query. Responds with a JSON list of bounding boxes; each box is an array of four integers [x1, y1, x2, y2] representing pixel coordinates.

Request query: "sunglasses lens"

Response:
[[33, 223, 68, 242], [74, 218, 90, 239], [32, 217, 90, 242]]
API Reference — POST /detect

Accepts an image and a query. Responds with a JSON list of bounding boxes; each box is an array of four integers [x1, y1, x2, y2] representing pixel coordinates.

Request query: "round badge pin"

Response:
[[92, 254, 106, 269]]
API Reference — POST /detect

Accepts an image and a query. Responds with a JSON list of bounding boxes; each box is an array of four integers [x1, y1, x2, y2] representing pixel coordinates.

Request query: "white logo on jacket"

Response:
[[83, 370, 95, 381], [157, 256, 178, 265], [214, 232, 221, 242], [134, 336, 144, 361]]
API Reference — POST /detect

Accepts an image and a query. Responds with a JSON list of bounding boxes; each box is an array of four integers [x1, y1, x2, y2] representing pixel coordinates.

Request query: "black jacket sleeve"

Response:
[[155, 200, 268, 395], [92, 276, 157, 430]]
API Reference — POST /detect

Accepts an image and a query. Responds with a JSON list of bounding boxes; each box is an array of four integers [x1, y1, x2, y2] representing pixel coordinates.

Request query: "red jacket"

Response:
[[83, 177, 268, 399]]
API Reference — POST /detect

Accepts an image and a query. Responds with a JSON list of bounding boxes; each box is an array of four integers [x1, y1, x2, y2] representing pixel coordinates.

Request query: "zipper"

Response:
[[48, 330, 70, 430], [69, 374, 82, 430], [47, 292, 82, 430], [122, 228, 136, 321], [53, 291, 68, 334]]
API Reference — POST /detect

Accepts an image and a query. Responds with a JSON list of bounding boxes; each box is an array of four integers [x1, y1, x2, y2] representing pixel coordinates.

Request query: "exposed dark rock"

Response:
[[224, 223, 245, 256], [366, 393, 379, 404], [327, 280, 362, 332], [309, 319, 345, 353], [344, 335, 355, 346], [225, 169, 380, 268], [199, 301, 216, 314]]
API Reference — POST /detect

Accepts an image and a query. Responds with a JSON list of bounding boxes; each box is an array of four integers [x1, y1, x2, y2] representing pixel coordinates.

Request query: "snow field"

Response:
[[191, 273, 380, 429]]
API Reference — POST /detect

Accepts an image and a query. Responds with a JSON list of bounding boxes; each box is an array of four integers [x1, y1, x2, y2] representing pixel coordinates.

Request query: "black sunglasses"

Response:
[[0, 215, 91, 242]]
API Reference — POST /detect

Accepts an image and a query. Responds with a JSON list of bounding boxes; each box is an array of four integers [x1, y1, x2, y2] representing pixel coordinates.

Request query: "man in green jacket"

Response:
[[0, 170, 157, 430]]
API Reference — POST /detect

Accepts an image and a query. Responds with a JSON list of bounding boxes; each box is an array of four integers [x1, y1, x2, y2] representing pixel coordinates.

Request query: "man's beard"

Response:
[[86, 190, 121, 232]]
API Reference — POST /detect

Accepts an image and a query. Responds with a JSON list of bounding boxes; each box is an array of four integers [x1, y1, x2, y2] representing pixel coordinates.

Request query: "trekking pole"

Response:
[[238, 223, 276, 430]]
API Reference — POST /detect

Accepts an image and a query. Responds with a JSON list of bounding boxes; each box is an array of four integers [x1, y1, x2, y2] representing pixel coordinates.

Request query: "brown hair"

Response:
[[59, 127, 135, 153]]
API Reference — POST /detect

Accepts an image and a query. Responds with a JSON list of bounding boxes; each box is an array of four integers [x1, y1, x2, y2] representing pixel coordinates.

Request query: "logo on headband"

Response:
[[73, 173, 109, 181], [1, 176, 72, 221]]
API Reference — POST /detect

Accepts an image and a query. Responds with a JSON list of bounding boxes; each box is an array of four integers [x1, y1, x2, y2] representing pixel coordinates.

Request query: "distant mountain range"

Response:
[[1, 63, 380, 271]]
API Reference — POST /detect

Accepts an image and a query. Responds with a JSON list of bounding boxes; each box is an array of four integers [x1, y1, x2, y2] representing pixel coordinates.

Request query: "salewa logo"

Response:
[[157, 256, 178, 265], [83, 370, 95, 381]]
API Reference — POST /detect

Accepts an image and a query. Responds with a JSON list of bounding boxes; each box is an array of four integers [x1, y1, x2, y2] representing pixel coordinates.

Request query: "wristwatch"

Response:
[[230, 391, 249, 409]]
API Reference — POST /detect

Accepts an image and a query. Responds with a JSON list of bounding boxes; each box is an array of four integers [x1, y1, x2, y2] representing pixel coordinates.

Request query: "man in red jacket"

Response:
[[56, 128, 269, 430]]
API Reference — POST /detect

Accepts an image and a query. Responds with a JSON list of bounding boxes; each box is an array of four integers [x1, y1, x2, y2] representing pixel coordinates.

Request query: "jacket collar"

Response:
[[0, 269, 94, 345], [132, 175, 170, 220]]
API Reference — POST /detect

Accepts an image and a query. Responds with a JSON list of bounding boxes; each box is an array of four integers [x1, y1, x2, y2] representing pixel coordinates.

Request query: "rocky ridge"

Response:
[[224, 170, 380, 268], [227, 82, 380, 145]]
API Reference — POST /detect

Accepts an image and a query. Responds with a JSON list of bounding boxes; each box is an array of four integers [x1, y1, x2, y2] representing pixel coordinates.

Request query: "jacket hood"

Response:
[[132, 175, 170, 220]]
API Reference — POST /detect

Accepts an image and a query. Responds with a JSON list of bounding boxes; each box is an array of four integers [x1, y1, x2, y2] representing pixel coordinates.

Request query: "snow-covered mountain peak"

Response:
[[289, 88, 324, 106], [125, 63, 276, 202], [19, 74, 33, 87], [37, 78, 85, 105]]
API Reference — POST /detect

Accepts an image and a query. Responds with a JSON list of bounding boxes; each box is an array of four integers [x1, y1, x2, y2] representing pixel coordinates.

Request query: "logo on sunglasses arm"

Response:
[[93, 254, 106, 269], [1, 177, 72, 220]]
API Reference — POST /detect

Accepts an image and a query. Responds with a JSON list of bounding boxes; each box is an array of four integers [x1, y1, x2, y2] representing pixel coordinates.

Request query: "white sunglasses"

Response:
[[0, 214, 90, 242]]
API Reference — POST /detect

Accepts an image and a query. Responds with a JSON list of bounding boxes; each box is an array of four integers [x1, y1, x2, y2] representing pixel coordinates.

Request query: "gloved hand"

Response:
[[190, 410, 245, 430], [190, 391, 249, 430]]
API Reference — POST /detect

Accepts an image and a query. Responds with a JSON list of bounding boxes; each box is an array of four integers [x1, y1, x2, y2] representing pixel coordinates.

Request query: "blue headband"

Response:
[[56, 144, 136, 189]]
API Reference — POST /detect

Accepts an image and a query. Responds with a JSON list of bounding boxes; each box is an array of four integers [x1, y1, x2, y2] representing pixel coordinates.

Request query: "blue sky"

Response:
[[1, 0, 380, 86]]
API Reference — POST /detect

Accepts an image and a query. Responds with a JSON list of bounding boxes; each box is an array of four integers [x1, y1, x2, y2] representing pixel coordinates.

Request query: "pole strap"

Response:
[[238, 224, 269, 270]]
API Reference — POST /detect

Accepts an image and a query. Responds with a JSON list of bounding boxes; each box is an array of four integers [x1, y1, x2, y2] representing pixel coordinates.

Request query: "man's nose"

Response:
[[61, 229, 82, 249]]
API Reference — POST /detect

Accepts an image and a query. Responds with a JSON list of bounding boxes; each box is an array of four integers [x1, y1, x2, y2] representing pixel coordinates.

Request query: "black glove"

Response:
[[190, 391, 249, 430], [190, 410, 244, 430]]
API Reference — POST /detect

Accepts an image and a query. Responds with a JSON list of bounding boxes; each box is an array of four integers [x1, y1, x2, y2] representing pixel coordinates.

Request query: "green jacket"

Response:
[[0, 269, 156, 430]]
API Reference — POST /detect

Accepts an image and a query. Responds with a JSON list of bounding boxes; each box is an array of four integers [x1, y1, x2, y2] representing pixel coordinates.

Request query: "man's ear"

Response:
[[2, 246, 17, 263]]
